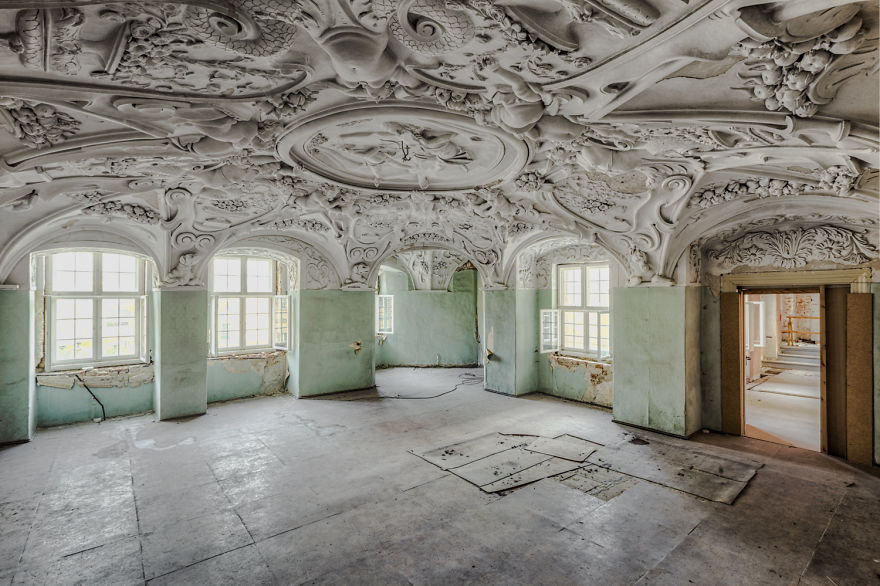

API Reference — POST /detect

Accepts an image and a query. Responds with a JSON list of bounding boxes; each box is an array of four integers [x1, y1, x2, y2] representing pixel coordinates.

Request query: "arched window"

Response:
[[44, 250, 148, 370], [541, 261, 612, 358], [209, 255, 289, 354]]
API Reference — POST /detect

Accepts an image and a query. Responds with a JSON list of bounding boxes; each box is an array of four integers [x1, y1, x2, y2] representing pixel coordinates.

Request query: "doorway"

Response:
[[742, 290, 821, 451]]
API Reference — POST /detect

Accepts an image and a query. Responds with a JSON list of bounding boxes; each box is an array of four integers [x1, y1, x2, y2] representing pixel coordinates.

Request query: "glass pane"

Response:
[[75, 299, 92, 316], [56, 341, 74, 361], [562, 311, 585, 350], [213, 258, 242, 293], [247, 259, 273, 293], [56, 299, 75, 319], [273, 296, 289, 348], [53, 252, 93, 292], [102, 337, 119, 357], [74, 339, 93, 359], [587, 265, 610, 307], [120, 337, 136, 355], [57, 319, 74, 339], [217, 296, 241, 349], [103, 253, 139, 292], [560, 267, 582, 307], [102, 298, 119, 316]]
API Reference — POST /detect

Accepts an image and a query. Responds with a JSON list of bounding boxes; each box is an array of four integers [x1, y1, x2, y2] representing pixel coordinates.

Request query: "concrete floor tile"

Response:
[[136, 480, 231, 534], [12, 536, 143, 586], [141, 510, 253, 580], [146, 544, 274, 586], [21, 499, 138, 564]]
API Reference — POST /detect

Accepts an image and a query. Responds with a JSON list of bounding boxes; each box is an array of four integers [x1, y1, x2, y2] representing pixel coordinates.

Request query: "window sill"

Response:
[[36, 362, 154, 389], [549, 352, 612, 366], [210, 349, 287, 360]]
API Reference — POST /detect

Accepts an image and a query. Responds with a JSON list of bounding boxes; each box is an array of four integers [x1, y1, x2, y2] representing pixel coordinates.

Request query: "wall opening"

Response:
[[374, 253, 483, 369], [741, 289, 821, 451]]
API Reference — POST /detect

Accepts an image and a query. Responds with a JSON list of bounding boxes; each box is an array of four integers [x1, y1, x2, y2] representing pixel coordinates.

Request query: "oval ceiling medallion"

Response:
[[277, 102, 529, 191]]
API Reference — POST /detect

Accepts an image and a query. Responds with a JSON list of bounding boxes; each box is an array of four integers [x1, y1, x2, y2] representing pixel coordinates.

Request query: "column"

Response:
[[611, 286, 702, 438], [0, 287, 35, 443], [483, 288, 538, 395], [152, 288, 208, 420], [293, 289, 375, 397]]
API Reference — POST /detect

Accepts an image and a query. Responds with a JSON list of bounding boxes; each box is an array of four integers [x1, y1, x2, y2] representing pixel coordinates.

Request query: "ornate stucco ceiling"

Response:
[[0, 0, 877, 288]]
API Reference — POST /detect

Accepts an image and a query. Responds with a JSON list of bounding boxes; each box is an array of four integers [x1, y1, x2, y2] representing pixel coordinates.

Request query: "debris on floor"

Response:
[[413, 432, 762, 503], [556, 466, 641, 501], [586, 436, 763, 504]]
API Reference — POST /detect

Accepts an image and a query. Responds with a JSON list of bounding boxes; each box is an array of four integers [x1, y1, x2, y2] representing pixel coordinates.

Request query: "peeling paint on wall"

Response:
[[36, 364, 155, 389], [207, 350, 288, 400], [545, 354, 613, 407]]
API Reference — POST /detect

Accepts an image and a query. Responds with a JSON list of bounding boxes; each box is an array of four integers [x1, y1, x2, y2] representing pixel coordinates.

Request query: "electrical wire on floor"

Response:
[[381, 371, 484, 400], [74, 373, 106, 421]]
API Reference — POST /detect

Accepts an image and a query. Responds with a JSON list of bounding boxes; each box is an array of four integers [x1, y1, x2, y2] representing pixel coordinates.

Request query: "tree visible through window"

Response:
[[46, 251, 147, 369], [210, 256, 289, 353]]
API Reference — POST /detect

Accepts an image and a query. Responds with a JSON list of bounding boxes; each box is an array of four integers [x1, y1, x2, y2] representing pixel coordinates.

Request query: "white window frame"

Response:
[[555, 263, 611, 358], [45, 251, 148, 371], [209, 255, 289, 355], [376, 294, 393, 334]]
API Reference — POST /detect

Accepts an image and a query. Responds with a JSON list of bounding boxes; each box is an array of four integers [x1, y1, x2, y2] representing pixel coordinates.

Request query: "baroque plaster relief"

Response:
[[0, 0, 876, 288]]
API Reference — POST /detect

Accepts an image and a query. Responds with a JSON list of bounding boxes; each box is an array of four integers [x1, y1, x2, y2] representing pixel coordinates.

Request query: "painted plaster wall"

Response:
[[533, 289, 614, 407], [153, 289, 208, 420], [483, 289, 536, 396], [376, 270, 479, 367], [612, 286, 701, 437], [207, 352, 287, 402], [295, 289, 375, 397], [484, 289, 517, 394], [35, 383, 154, 427], [0, 290, 34, 443], [515, 289, 538, 394], [700, 287, 722, 432]]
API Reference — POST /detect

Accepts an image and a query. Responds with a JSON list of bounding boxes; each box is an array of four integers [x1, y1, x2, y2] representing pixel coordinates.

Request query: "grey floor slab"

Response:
[[588, 438, 759, 503], [0, 367, 877, 585], [524, 434, 601, 462]]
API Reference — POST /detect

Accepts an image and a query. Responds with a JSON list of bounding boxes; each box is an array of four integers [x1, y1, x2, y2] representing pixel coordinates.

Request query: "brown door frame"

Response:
[[719, 268, 870, 453]]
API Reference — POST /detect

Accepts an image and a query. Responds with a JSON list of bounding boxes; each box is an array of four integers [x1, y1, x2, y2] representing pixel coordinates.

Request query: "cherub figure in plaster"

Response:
[[161, 253, 204, 287]]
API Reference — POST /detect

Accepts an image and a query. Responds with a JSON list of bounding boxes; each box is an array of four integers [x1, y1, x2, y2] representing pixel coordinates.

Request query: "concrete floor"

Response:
[[745, 369, 821, 452], [1, 367, 878, 585]]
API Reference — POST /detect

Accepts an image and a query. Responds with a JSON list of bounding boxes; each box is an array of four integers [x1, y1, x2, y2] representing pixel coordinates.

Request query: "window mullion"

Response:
[[239, 295, 246, 350]]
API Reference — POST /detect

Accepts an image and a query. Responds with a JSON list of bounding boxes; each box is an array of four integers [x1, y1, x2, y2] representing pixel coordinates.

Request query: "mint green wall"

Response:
[[0, 290, 34, 443], [484, 289, 516, 394], [612, 286, 701, 437], [376, 270, 480, 367], [700, 286, 722, 431], [294, 289, 375, 397], [484, 289, 536, 396], [36, 383, 154, 427], [207, 353, 287, 402], [153, 289, 208, 420], [515, 289, 538, 393]]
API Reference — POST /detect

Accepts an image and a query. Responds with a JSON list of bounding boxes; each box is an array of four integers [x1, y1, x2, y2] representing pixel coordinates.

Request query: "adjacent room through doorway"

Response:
[[742, 291, 821, 451]]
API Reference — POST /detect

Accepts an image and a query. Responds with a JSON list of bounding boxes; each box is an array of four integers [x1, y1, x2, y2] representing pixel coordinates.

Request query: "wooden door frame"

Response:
[[719, 268, 869, 451]]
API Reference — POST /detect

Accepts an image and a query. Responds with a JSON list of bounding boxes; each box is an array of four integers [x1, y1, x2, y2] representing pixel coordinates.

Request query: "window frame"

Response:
[[555, 262, 611, 359], [376, 294, 393, 334], [44, 251, 148, 371], [209, 255, 289, 355]]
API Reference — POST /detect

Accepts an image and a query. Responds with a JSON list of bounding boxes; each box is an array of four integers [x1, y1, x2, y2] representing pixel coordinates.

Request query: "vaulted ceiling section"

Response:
[[0, 0, 877, 287]]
